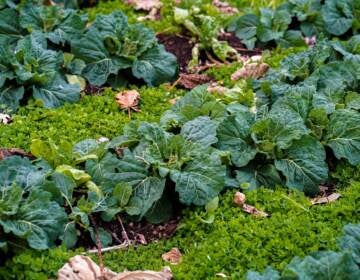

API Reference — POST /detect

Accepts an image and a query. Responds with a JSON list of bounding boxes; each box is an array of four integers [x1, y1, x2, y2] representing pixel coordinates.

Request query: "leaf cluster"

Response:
[[228, 0, 360, 49], [0, 1, 178, 112]]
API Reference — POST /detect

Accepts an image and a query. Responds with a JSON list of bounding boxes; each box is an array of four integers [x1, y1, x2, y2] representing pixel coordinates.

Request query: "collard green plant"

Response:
[[228, 0, 360, 49]]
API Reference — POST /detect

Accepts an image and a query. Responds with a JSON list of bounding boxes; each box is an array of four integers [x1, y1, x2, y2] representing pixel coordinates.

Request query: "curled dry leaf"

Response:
[[0, 113, 12, 124], [57, 255, 117, 280], [177, 73, 213, 89], [233, 192, 269, 218], [311, 193, 341, 205], [58, 255, 172, 280], [125, 0, 162, 11], [231, 62, 269, 80], [233, 191, 246, 206], [162, 247, 182, 265], [213, 0, 239, 15], [115, 90, 141, 118]]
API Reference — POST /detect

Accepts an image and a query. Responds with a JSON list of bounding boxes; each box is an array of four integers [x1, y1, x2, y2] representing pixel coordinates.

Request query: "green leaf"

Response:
[[228, 14, 259, 49], [113, 182, 132, 208], [89, 227, 112, 247], [322, 0, 354, 36], [32, 74, 80, 108], [217, 111, 257, 167], [181, 116, 218, 147], [0, 8, 23, 40], [132, 44, 178, 86], [61, 222, 78, 248], [246, 266, 280, 280], [0, 187, 67, 250], [325, 109, 360, 165], [275, 136, 328, 194], [56, 165, 91, 186], [283, 251, 360, 279], [339, 223, 360, 265], [0, 85, 24, 111], [170, 150, 225, 206]]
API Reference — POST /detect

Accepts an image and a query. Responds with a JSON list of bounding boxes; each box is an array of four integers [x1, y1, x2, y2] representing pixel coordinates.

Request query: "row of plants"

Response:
[[1, 32, 360, 255], [229, 0, 360, 49], [0, 0, 178, 112]]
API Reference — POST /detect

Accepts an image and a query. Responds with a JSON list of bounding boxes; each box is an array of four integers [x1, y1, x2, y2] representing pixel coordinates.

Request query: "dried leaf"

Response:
[[242, 204, 269, 217], [233, 191, 246, 207], [57, 255, 172, 280], [231, 62, 269, 80], [162, 247, 182, 265], [115, 90, 141, 117], [57, 255, 117, 280], [138, 8, 161, 21], [311, 193, 341, 205], [0, 113, 12, 124], [212, 0, 239, 15], [207, 82, 228, 94], [125, 0, 162, 11], [178, 73, 213, 89]]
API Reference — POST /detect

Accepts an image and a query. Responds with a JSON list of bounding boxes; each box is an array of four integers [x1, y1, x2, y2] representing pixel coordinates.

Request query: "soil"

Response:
[[157, 33, 194, 73]]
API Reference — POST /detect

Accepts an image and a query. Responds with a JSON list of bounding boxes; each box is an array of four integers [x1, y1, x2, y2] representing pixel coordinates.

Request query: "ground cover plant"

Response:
[[1, 0, 360, 279]]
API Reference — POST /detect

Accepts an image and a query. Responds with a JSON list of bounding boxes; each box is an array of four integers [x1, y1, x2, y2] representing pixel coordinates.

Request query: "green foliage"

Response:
[[2, 182, 360, 279], [228, 0, 360, 49], [0, 87, 180, 150]]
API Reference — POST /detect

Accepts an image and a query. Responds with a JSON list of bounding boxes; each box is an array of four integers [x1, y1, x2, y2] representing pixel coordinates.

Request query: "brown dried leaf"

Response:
[[311, 193, 341, 205], [125, 0, 162, 11], [57, 255, 117, 280], [162, 248, 182, 265], [233, 191, 246, 207], [58, 256, 172, 280], [213, 0, 239, 15], [0, 148, 34, 161], [115, 90, 141, 116], [207, 82, 228, 94], [0, 113, 12, 124], [231, 62, 269, 80], [178, 73, 213, 89], [242, 204, 269, 217]]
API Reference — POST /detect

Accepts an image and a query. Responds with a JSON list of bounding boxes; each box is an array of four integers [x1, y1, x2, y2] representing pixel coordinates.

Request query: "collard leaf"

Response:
[[325, 109, 360, 165], [275, 136, 328, 194], [113, 182, 132, 208], [246, 266, 280, 280], [180, 116, 218, 147], [322, 0, 354, 36], [0, 187, 67, 250], [228, 14, 259, 49], [0, 8, 23, 40], [217, 111, 257, 167], [0, 85, 24, 111], [283, 251, 360, 279], [32, 74, 80, 108], [170, 150, 225, 206], [339, 223, 360, 265], [132, 44, 178, 86]]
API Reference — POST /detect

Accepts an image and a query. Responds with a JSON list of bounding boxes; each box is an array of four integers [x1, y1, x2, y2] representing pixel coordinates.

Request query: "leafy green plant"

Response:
[[228, 0, 360, 49]]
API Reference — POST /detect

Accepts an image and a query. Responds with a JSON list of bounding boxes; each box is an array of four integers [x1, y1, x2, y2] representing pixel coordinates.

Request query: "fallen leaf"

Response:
[[115, 90, 141, 118], [0, 148, 34, 160], [311, 193, 341, 205], [207, 82, 228, 94], [0, 113, 12, 124], [162, 247, 182, 265], [97, 137, 110, 143], [125, 0, 162, 11], [233, 191, 246, 207], [138, 7, 161, 21], [57, 255, 117, 280], [177, 73, 213, 89], [213, 0, 239, 15], [57, 255, 172, 280], [242, 204, 269, 217], [231, 62, 269, 80]]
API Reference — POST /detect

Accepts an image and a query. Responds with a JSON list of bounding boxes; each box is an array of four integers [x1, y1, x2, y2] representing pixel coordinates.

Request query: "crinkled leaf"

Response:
[[180, 116, 218, 147], [246, 266, 280, 280], [339, 223, 360, 265], [0, 85, 24, 111], [322, 0, 354, 36]]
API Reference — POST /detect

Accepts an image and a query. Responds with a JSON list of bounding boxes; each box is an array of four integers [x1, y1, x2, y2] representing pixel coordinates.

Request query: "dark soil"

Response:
[[157, 33, 194, 73]]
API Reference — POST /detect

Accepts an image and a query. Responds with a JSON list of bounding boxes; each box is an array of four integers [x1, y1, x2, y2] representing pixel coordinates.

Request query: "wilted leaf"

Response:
[[233, 191, 246, 206], [178, 73, 213, 89], [231, 62, 269, 80], [213, 0, 239, 15], [115, 90, 141, 117], [162, 247, 182, 265], [242, 204, 269, 217], [0, 148, 32, 160], [311, 193, 341, 205]]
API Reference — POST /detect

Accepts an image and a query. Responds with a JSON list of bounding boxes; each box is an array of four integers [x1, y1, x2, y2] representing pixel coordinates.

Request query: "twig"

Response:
[[205, 51, 222, 65], [169, 76, 182, 90], [117, 216, 131, 246], [85, 242, 130, 254], [193, 63, 219, 73], [89, 215, 105, 275]]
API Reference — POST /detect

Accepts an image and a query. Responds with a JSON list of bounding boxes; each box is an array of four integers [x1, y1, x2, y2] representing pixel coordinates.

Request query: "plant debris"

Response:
[[115, 90, 141, 118], [175, 73, 213, 89], [311, 193, 341, 205], [0, 113, 12, 124], [162, 248, 183, 265], [231, 57, 269, 80], [233, 192, 269, 217], [212, 0, 238, 15], [57, 255, 173, 280], [0, 148, 34, 160], [125, 0, 162, 11]]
